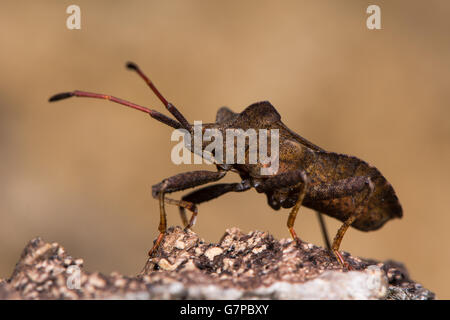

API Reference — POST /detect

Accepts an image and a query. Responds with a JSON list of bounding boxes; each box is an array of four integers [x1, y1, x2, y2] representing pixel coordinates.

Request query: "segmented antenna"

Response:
[[126, 62, 191, 130], [49, 90, 182, 129]]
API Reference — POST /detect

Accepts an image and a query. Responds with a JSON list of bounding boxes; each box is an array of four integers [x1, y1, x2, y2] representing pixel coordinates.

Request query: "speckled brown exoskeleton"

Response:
[[49, 62, 403, 269]]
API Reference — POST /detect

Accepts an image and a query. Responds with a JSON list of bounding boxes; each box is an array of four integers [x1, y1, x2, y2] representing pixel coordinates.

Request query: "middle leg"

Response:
[[178, 180, 252, 229], [256, 169, 309, 245]]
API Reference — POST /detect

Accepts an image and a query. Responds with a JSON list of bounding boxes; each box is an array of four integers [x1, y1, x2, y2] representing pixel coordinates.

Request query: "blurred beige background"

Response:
[[1, 1, 449, 298]]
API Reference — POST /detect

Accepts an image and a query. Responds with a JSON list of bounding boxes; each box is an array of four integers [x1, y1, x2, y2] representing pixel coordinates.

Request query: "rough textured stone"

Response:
[[0, 227, 435, 300]]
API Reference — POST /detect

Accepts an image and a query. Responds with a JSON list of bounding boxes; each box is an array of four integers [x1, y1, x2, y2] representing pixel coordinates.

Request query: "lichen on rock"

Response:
[[0, 227, 435, 300]]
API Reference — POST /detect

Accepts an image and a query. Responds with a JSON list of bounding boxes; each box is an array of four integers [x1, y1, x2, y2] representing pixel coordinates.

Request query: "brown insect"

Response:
[[49, 62, 403, 269]]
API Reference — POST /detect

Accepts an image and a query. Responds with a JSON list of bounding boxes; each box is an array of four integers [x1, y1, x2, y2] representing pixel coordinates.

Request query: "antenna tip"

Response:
[[48, 92, 74, 102], [126, 62, 139, 71]]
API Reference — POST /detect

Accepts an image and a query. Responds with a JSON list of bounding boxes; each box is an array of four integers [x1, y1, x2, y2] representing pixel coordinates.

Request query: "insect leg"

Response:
[[163, 197, 198, 227], [308, 176, 372, 200], [148, 170, 227, 256], [256, 169, 308, 245], [331, 214, 358, 270], [316, 212, 331, 250], [178, 181, 251, 229], [329, 177, 374, 269], [287, 180, 308, 245]]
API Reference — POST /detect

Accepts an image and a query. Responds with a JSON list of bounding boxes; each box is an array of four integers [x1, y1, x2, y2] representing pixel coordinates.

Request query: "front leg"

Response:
[[149, 170, 227, 256]]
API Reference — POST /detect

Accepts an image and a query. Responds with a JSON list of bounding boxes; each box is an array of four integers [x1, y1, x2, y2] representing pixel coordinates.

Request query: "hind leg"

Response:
[[316, 211, 331, 250], [326, 177, 374, 269], [331, 214, 359, 269], [306, 175, 374, 269]]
